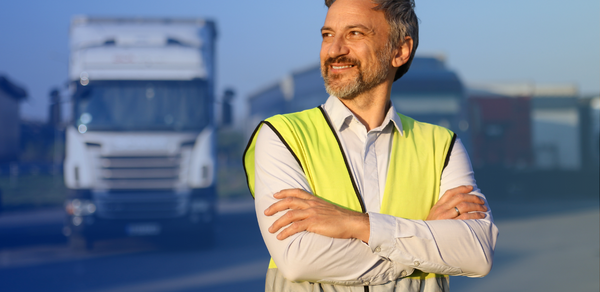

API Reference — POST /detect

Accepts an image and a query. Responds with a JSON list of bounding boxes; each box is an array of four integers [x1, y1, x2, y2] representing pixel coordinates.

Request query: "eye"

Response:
[[322, 32, 333, 38], [350, 31, 363, 36]]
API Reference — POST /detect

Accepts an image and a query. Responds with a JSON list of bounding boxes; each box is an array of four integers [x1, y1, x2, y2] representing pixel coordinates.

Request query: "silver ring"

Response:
[[454, 207, 461, 216]]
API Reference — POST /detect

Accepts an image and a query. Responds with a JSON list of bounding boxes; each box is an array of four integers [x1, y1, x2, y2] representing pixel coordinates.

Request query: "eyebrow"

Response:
[[321, 24, 374, 33]]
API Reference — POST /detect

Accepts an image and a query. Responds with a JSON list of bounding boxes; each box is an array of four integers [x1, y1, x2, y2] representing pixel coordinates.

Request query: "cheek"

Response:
[[352, 43, 372, 58]]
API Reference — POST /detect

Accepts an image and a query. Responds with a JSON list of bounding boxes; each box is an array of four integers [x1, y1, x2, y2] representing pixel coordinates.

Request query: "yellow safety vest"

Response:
[[244, 107, 456, 281]]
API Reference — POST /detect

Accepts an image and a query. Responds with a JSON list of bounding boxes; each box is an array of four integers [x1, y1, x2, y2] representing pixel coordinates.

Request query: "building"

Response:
[[467, 83, 599, 197], [0, 75, 27, 162], [531, 85, 581, 170], [247, 64, 327, 131], [470, 83, 586, 171], [579, 95, 600, 170]]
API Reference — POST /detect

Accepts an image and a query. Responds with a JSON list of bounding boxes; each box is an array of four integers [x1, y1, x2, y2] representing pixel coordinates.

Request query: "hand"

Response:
[[264, 189, 370, 242], [426, 185, 488, 220]]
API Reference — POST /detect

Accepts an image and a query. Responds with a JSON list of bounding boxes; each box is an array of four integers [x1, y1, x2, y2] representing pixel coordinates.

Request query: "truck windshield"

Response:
[[73, 80, 210, 132]]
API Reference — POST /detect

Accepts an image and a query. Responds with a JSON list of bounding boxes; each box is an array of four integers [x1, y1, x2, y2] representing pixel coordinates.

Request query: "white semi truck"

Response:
[[63, 17, 218, 249]]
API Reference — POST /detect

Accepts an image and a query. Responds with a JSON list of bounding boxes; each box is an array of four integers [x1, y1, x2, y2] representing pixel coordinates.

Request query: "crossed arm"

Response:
[[267, 185, 486, 243], [254, 126, 498, 284]]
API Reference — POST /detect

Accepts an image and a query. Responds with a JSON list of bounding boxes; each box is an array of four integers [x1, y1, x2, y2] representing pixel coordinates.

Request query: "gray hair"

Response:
[[324, 0, 419, 81]]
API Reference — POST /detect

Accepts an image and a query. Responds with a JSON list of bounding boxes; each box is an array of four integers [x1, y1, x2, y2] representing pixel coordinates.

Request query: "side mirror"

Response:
[[74, 84, 92, 100], [221, 88, 235, 127]]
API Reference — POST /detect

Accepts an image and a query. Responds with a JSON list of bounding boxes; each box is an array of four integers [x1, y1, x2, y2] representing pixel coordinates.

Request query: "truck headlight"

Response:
[[65, 199, 96, 216]]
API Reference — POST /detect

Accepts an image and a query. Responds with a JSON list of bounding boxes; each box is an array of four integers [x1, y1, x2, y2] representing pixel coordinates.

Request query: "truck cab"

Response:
[[63, 17, 218, 249]]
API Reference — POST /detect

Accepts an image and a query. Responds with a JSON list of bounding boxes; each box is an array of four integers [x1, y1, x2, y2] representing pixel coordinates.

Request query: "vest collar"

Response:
[[323, 95, 404, 136]]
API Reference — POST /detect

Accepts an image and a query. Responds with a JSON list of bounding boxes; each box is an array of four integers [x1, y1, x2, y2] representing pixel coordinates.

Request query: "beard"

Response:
[[321, 43, 392, 100]]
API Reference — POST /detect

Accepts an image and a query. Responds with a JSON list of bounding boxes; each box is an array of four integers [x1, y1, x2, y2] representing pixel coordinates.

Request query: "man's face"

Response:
[[320, 0, 393, 100]]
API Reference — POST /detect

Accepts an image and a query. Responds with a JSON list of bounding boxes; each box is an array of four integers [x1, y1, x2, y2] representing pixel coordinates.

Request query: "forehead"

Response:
[[324, 0, 388, 31]]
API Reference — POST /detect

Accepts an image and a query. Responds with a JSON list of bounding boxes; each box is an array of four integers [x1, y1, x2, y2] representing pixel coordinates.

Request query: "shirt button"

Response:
[[414, 261, 420, 267], [400, 271, 407, 277], [374, 246, 381, 252]]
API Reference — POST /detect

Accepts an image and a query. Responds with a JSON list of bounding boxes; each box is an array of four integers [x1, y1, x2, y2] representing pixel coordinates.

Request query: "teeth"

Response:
[[332, 65, 353, 69]]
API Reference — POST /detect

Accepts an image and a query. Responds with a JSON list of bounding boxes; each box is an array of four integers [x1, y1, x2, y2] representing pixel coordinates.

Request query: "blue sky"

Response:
[[1, 0, 598, 123]]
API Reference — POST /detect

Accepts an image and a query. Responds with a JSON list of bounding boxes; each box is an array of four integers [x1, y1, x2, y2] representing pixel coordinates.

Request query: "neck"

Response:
[[338, 80, 393, 131]]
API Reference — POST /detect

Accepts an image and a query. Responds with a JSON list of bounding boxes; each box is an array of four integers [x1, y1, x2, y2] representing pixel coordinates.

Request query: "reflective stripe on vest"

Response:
[[243, 106, 456, 280]]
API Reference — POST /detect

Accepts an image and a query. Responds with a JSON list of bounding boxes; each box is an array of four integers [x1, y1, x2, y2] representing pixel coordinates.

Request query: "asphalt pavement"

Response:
[[0, 199, 256, 249], [0, 207, 65, 248], [0, 198, 268, 292], [0, 196, 598, 292]]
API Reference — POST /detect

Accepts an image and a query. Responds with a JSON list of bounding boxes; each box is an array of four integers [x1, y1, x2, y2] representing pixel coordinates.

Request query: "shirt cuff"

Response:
[[367, 212, 462, 276], [367, 212, 397, 258]]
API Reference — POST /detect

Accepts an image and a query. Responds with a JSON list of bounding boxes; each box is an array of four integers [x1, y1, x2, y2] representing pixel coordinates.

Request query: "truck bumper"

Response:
[[66, 214, 213, 240], [64, 187, 216, 240]]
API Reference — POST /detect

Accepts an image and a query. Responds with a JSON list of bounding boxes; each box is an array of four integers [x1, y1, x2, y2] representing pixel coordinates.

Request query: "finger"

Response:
[[276, 221, 308, 240], [446, 207, 462, 219], [438, 185, 474, 203], [456, 212, 486, 220], [446, 193, 485, 209], [444, 201, 486, 219], [268, 210, 308, 233], [265, 197, 310, 216], [456, 201, 488, 214], [274, 189, 313, 200]]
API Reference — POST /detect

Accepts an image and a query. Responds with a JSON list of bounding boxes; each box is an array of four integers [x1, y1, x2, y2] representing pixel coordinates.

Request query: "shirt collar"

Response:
[[322, 95, 404, 135]]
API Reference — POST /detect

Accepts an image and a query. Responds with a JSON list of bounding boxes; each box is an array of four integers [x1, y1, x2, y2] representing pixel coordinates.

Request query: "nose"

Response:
[[327, 35, 349, 59]]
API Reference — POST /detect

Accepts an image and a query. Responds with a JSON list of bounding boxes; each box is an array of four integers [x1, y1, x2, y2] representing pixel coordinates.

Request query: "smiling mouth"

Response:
[[324, 56, 360, 76], [331, 65, 355, 70]]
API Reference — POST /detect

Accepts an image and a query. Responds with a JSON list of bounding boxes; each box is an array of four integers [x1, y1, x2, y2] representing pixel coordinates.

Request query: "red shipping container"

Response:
[[469, 95, 533, 170]]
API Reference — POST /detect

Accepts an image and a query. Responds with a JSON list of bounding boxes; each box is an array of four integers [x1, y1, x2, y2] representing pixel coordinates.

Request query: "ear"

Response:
[[391, 36, 413, 68]]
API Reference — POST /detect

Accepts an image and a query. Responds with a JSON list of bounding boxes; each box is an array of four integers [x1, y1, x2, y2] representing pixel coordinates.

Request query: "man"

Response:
[[243, 0, 498, 291]]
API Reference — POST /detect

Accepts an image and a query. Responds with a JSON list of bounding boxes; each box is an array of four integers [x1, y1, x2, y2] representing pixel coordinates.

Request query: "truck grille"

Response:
[[97, 156, 181, 190], [94, 192, 188, 219]]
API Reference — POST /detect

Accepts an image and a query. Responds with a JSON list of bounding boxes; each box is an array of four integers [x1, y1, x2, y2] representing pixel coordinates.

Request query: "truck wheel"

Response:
[[69, 233, 94, 251]]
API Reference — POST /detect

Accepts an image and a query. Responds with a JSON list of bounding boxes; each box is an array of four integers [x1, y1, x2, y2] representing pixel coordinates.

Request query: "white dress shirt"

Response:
[[253, 96, 498, 285]]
